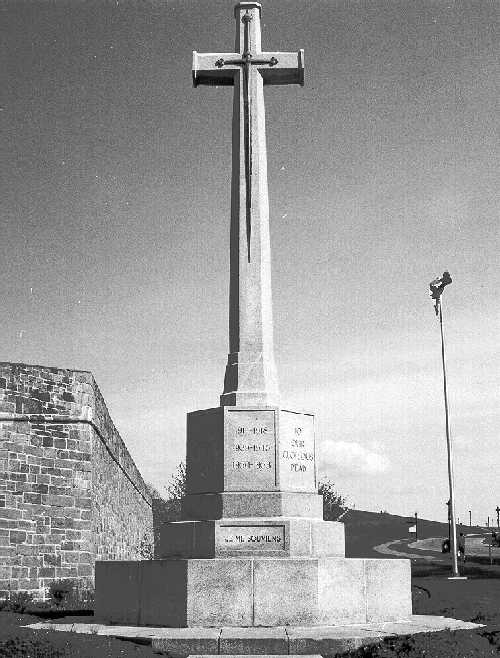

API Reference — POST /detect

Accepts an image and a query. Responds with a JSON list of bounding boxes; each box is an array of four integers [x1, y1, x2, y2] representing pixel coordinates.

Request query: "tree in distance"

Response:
[[165, 461, 186, 500], [319, 478, 349, 521]]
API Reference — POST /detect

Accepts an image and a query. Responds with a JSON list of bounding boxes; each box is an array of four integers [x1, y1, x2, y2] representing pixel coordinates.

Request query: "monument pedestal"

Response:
[[95, 404, 412, 628]]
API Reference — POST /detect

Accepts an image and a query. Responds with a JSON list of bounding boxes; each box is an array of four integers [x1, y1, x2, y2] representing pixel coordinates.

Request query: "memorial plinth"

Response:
[[95, 1, 413, 633], [96, 401, 412, 627]]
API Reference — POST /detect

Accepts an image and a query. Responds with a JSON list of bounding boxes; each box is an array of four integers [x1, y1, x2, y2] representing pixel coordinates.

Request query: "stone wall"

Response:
[[0, 362, 152, 599]]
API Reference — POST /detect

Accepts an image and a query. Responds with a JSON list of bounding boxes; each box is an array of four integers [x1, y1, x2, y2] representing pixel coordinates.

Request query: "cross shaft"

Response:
[[192, 2, 304, 407]]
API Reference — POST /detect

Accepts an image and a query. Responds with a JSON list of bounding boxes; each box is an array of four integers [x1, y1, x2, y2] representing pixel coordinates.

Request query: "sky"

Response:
[[2, 0, 499, 524]]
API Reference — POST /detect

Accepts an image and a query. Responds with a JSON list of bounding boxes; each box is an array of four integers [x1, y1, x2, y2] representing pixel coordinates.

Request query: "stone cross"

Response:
[[96, 6, 415, 631], [193, 2, 304, 407]]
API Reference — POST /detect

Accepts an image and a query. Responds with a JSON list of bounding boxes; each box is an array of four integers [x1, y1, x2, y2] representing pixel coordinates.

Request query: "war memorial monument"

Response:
[[94, 3, 478, 653]]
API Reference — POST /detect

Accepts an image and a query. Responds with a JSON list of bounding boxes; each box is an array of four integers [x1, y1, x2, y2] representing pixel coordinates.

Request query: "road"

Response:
[[373, 534, 500, 561]]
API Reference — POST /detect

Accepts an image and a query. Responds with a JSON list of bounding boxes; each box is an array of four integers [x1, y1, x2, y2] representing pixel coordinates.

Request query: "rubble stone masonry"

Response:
[[0, 362, 152, 599]]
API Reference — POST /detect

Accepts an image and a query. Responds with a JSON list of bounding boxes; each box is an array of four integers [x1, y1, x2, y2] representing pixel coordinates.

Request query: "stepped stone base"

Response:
[[95, 557, 411, 627]]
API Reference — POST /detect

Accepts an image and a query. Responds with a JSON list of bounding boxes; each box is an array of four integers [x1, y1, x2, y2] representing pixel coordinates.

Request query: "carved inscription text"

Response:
[[218, 525, 285, 551], [225, 410, 277, 490], [279, 411, 316, 491]]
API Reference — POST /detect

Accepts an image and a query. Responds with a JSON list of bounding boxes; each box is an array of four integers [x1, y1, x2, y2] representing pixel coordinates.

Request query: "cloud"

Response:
[[320, 440, 390, 475]]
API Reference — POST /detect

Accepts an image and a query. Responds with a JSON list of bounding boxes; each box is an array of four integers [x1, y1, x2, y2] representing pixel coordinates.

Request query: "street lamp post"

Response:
[[496, 506, 500, 529], [430, 271, 460, 578], [469, 510, 472, 527]]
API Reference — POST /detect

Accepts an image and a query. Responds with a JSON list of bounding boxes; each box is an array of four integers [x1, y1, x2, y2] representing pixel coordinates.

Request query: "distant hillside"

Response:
[[343, 509, 484, 558]]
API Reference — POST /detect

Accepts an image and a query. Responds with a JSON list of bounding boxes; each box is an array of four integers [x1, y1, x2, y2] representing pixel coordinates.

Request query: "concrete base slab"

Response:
[[25, 616, 484, 657]]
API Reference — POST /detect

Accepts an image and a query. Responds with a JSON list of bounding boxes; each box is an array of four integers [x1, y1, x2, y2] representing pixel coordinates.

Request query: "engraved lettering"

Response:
[[219, 525, 285, 551], [227, 410, 276, 488]]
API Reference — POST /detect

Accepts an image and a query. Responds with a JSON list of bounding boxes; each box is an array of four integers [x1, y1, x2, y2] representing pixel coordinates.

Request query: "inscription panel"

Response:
[[218, 525, 285, 551], [225, 409, 277, 490], [278, 410, 316, 492]]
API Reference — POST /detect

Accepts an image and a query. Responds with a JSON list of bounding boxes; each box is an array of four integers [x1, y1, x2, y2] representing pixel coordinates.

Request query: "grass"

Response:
[[0, 611, 159, 657]]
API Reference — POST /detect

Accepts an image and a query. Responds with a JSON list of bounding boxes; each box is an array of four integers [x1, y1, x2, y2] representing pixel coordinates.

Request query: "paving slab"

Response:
[[219, 627, 288, 654], [25, 615, 484, 657]]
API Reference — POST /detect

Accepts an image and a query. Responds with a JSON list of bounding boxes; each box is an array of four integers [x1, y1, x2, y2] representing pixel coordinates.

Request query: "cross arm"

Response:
[[258, 50, 304, 86], [192, 52, 240, 87]]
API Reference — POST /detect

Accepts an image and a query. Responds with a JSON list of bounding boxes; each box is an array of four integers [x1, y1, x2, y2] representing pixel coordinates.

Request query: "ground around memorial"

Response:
[[2, 563, 500, 656]]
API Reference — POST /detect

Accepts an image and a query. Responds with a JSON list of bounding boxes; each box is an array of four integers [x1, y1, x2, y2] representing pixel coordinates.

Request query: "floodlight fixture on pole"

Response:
[[429, 271, 460, 578]]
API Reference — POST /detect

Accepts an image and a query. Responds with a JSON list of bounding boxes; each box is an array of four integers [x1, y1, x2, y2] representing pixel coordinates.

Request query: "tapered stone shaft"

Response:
[[222, 4, 277, 406], [192, 2, 304, 406]]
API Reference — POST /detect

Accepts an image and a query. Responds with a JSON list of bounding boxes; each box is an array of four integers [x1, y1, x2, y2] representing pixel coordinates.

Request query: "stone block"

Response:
[[277, 408, 315, 492], [187, 558, 253, 627], [159, 518, 344, 558], [185, 408, 225, 494], [150, 629, 221, 658], [317, 558, 365, 625], [182, 491, 323, 520], [186, 406, 316, 497], [9, 530, 27, 544], [77, 564, 92, 576], [253, 558, 319, 626], [219, 627, 288, 654], [286, 628, 371, 655], [138, 560, 188, 626], [39, 567, 55, 577], [365, 558, 412, 622], [159, 521, 201, 557], [311, 519, 345, 557], [95, 561, 141, 625]]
